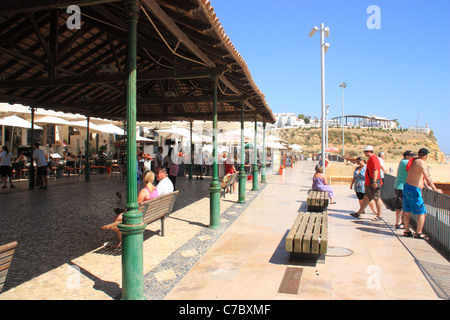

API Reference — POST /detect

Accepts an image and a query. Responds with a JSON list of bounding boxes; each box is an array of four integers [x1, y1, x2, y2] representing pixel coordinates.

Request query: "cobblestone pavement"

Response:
[[0, 171, 259, 299]]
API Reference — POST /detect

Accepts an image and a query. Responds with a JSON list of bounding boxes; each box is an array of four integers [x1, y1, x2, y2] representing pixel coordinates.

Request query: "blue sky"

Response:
[[211, 0, 450, 153]]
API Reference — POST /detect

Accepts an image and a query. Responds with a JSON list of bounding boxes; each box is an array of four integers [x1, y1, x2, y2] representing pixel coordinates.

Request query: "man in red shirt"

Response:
[[350, 145, 384, 220]]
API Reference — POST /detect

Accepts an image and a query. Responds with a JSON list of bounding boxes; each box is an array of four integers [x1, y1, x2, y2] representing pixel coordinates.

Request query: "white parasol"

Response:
[[68, 120, 102, 133], [34, 116, 71, 125], [0, 114, 43, 129], [156, 127, 211, 143], [97, 123, 125, 135]]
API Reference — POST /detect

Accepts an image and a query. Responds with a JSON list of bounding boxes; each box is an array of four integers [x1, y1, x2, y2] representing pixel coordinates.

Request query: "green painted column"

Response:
[[238, 102, 246, 203], [117, 0, 146, 300], [252, 117, 258, 191], [29, 107, 35, 189], [189, 121, 193, 180], [209, 76, 221, 229], [85, 117, 90, 181], [261, 122, 266, 183]]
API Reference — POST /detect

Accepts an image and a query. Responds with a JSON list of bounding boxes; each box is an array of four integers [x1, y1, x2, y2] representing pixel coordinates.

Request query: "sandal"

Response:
[[403, 231, 413, 237], [371, 216, 382, 221], [414, 233, 429, 240], [395, 223, 405, 229], [350, 212, 361, 218]]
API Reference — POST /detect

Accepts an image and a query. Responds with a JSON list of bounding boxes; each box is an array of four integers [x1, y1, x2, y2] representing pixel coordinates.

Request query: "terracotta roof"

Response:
[[0, 0, 275, 123]]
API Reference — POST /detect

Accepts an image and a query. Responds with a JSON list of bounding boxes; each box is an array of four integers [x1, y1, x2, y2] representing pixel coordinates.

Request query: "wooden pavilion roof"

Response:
[[0, 0, 275, 124]]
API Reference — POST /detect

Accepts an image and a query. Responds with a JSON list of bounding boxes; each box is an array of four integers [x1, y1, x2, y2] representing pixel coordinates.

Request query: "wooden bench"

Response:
[[285, 212, 328, 263], [0, 241, 18, 293], [221, 173, 237, 198], [102, 190, 179, 239], [306, 189, 329, 212]]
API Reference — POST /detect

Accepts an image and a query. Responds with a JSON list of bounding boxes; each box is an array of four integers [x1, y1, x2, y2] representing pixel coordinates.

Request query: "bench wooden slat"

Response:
[[293, 212, 310, 252], [320, 211, 328, 254], [285, 213, 305, 252], [311, 213, 324, 254], [302, 212, 317, 253], [0, 241, 18, 293]]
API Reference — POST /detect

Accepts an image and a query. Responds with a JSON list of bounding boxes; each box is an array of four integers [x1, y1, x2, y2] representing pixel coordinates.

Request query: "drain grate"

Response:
[[278, 267, 303, 294]]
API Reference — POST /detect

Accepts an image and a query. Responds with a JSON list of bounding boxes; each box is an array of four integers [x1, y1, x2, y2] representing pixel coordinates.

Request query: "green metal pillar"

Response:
[[209, 76, 221, 229], [261, 122, 266, 183], [252, 116, 258, 191], [29, 107, 35, 189], [238, 102, 246, 203], [117, 0, 146, 300], [188, 121, 193, 180], [85, 117, 90, 181]]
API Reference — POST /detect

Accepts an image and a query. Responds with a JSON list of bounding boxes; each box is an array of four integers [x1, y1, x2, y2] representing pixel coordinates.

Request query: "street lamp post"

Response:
[[339, 82, 347, 157], [325, 104, 330, 149], [310, 23, 330, 173]]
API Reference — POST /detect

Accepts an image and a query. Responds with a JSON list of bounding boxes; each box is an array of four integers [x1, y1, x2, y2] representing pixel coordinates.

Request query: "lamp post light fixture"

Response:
[[310, 23, 330, 172], [339, 82, 347, 157]]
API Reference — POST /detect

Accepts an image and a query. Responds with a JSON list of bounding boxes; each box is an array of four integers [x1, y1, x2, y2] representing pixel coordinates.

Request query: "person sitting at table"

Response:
[[311, 164, 335, 204]]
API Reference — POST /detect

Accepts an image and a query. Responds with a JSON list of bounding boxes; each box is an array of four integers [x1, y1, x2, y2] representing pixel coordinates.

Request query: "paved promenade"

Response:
[[1, 161, 449, 300]]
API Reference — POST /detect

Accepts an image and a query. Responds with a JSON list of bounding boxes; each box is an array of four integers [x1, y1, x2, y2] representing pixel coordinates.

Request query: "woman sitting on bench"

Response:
[[109, 170, 159, 248], [312, 164, 335, 204]]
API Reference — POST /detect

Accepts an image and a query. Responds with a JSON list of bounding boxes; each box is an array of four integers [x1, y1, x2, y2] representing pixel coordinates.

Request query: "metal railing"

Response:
[[381, 174, 450, 260]]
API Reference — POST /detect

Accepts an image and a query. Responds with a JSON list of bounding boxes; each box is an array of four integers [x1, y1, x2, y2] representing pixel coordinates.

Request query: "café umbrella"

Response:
[[0, 115, 43, 150], [0, 114, 43, 130], [34, 116, 71, 125]]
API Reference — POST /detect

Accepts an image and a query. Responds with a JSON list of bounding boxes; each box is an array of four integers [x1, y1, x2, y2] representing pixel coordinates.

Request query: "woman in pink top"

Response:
[[137, 170, 159, 203]]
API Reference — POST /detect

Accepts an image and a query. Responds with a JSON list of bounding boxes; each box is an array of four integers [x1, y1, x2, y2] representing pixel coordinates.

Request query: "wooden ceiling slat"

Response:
[[0, 0, 275, 123]]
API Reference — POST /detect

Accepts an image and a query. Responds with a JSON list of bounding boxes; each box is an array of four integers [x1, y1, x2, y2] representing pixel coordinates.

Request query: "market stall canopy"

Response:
[[69, 120, 102, 133], [0, 0, 275, 124], [289, 144, 302, 151], [34, 115, 71, 125], [97, 123, 125, 135], [156, 126, 211, 143], [266, 142, 288, 149], [0, 114, 43, 129], [136, 135, 155, 142]]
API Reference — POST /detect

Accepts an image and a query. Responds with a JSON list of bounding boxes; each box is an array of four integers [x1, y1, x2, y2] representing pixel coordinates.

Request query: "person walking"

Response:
[[33, 142, 48, 189], [350, 145, 383, 220], [0, 146, 15, 188], [402, 148, 442, 239], [393, 150, 415, 229], [194, 147, 204, 180], [155, 147, 163, 169], [164, 148, 178, 190], [350, 156, 376, 214]]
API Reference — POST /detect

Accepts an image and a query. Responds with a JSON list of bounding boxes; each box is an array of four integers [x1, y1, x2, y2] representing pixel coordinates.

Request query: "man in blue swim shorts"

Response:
[[403, 148, 442, 239]]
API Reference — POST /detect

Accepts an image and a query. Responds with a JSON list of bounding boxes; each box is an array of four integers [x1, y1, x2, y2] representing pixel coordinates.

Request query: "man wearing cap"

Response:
[[350, 145, 383, 220], [403, 148, 442, 239], [392, 151, 415, 229]]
